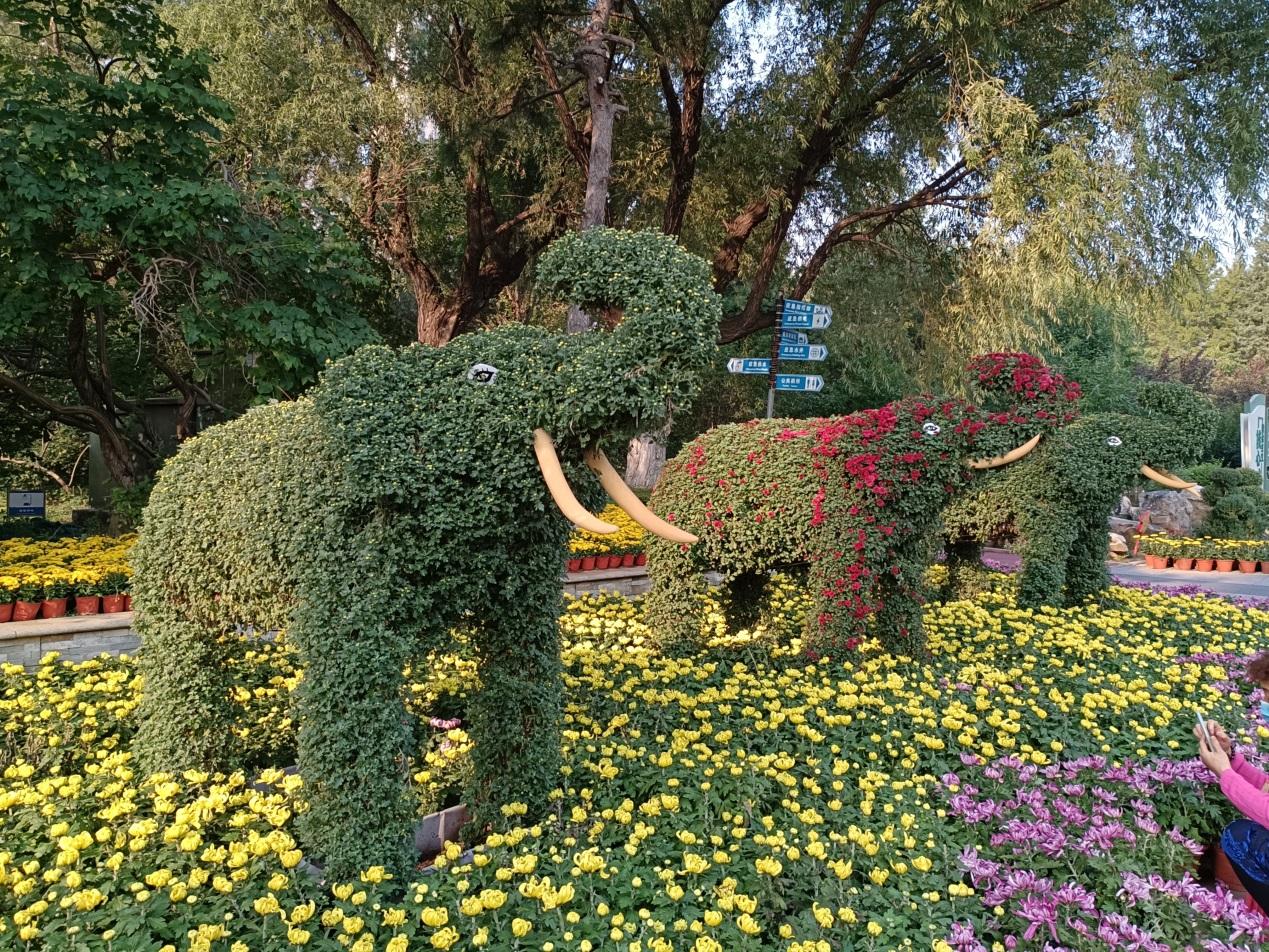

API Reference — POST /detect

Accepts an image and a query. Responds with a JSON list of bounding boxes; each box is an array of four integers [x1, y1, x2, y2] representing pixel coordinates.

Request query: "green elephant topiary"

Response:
[[131, 228, 721, 879], [644, 354, 1081, 657], [942, 380, 1217, 606]]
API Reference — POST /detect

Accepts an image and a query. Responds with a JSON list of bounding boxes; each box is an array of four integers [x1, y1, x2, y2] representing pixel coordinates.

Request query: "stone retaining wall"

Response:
[[1, 568, 653, 670], [0, 612, 139, 670]]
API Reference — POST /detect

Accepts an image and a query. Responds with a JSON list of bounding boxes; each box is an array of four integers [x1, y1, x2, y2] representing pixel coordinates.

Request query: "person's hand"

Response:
[[1207, 720, 1234, 757], [1195, 726, 1232, 777]]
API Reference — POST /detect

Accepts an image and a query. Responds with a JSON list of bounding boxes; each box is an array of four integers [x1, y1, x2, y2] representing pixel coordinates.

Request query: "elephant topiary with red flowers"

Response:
[[644, 354, 1081, 656]]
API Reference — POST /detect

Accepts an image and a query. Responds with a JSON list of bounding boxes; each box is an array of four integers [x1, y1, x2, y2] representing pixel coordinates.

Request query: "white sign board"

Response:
[[1242, 394, 1268, 491], [7, 490, 46, 517]]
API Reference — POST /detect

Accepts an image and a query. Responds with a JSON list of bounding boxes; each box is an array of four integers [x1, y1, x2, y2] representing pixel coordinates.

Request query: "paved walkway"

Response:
[[983, 548, 1269, 599]]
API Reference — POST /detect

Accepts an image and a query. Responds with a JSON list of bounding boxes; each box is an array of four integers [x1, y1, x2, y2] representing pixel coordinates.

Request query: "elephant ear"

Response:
[[1133, 381, 1217, 466], [312, 345, 435, 502]]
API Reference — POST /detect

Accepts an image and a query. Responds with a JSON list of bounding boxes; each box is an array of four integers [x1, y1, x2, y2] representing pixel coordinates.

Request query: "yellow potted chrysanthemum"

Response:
[[0, 574, 16, 623]]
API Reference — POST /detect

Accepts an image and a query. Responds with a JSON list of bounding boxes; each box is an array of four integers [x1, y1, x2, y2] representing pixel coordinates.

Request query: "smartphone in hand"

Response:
[[1196, 710, 1214, 749]]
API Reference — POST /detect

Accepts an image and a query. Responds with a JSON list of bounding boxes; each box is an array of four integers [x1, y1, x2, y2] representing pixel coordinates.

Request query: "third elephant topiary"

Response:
[[943, 381, 1217, 607]]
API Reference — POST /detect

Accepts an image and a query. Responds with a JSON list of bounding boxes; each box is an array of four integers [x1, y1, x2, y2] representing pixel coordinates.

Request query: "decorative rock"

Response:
[[1139, 490, 1210, 536], [1108, 532, 1128, 556]]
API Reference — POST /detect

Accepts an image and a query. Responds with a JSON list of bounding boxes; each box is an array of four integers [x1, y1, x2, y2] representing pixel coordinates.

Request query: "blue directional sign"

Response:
[[727, 357, 772, 375], [779, 330, 809, 345], [781, 299, 832, 330], [778, 343, 828, 361], [775, 374, 824, 392]]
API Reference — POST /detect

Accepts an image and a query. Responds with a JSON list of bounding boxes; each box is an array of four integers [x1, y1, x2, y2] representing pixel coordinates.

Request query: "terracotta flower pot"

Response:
[[74, 595, 101, 615], [622, 553, 636, 568], [1239, 560, 1259, 574], [102, 594, 127, 613], [567, 558, 583, 573], [40, 597, 69, 619], [1145, 555, 1166, 569], [598, 555, 614, 570], [1216, 559, 1236, 573], [1172, 558, 1195, 571], [580, 556, 596, 572], [123, 594, 132, 611], [635, 552, 647, 566], [13, 600, 41, 622], [1195, 558, 1215, 572], [0, 603, 12, 623]]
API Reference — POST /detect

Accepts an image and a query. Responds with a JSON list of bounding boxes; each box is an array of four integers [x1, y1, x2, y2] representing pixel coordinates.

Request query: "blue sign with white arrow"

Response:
[[778, 343, 827, 361], [775, 374, 824, 392], [727, 357, 772, 375], [781, 299, 832, 329]]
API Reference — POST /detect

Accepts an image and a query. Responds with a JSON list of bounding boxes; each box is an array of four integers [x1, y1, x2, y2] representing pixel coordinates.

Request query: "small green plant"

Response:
[[97, 571, 130, 596]]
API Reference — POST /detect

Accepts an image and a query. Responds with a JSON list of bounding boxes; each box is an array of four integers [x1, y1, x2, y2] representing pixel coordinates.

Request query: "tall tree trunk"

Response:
[[568, 0, 623, 333]]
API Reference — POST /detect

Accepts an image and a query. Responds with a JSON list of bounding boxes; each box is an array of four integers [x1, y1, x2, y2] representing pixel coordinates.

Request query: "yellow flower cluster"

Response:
[[0, 534, 134, 600], [1, 579, 1265, 950], [568, 505, 646, 555]]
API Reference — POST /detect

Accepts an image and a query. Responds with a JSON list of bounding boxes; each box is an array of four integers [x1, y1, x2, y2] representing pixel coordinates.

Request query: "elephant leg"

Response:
[[134, 604, 242, 775], [644, 539, 710, 653], [466, 544, 563, 832], [804, 553, 872, 658], [290, 544, 417, 881], [1014, 503, 1077, 609], [873, 533, 939, 656], [1063, 516, 1112, 605]]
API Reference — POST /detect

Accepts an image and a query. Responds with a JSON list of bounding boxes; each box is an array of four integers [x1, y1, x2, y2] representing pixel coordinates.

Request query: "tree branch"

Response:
[[531, 33, 590, 176], [0, 456, 70, 492], [324, 0, 380, 80]]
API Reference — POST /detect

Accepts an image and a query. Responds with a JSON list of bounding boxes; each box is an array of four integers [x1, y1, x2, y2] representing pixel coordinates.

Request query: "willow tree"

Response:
[[168, 0, 1268, 356]]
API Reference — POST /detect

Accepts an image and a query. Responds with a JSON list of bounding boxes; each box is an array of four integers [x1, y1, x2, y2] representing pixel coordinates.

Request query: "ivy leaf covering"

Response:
[[132, 227, 720, 879]]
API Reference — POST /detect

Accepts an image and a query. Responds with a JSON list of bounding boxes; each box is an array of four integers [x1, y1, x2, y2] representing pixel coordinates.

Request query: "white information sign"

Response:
[[1241, 394, 1267, 491]]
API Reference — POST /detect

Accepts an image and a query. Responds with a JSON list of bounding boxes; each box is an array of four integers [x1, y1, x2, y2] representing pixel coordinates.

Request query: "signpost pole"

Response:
[[766, 300, 784, 419]]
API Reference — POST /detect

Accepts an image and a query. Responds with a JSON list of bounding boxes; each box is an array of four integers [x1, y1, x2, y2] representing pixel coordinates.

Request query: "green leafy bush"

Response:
[[1178, 464, 1269, 539], [944, 381, 1218, 606]]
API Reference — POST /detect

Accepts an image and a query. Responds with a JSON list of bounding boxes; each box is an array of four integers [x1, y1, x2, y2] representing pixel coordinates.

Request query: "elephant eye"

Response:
[[1106, 435, 1122, 447], [466, 363, 499, 385], [921, 422, 942, 437]]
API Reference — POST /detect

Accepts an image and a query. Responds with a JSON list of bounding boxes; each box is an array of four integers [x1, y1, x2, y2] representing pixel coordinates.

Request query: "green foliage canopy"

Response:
[[0, 0, 387, 484]]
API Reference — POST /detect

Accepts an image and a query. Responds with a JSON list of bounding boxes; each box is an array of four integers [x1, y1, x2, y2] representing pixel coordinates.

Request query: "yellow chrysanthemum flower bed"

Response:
[[0, 534, 134, 600], [567, 505, 646, 555], [2, 580, 1268, 950]]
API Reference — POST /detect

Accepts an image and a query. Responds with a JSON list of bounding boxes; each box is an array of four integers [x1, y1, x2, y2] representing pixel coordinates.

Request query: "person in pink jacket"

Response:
[[1196, 652, 1269, 912]]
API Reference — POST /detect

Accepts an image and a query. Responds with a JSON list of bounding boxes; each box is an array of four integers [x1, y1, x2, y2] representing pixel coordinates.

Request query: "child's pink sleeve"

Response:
[[1221, 768, 1269, 828], [1230, 752, 1269, 792]]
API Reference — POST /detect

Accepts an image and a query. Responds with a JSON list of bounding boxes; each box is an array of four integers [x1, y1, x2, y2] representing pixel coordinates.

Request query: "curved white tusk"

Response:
[[1140, 464, 1200, 493], [584, 447, 699, 545], [533, 429, 617, 534], [967, 433, 1042, 470]]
